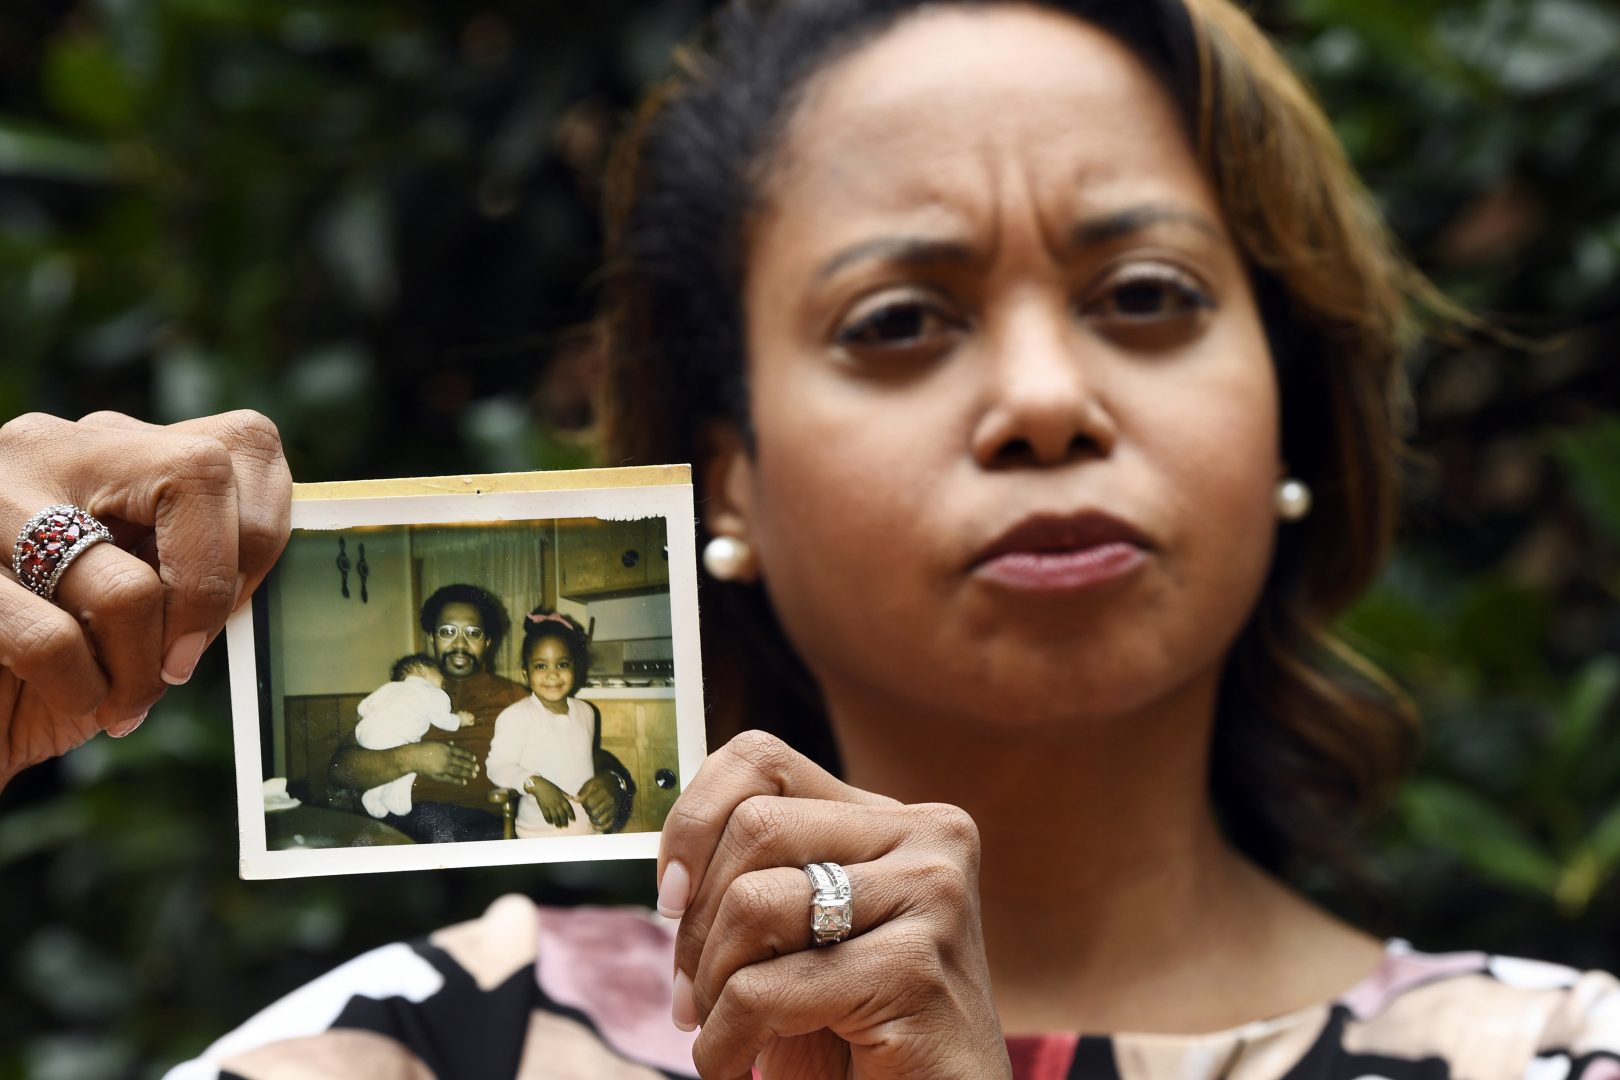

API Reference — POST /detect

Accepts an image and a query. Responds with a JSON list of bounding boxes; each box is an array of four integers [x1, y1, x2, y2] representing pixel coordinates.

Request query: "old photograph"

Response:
[[225, 467, 703, 878]]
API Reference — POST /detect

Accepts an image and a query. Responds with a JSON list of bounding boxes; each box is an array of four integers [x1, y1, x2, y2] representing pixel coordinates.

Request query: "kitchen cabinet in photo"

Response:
[[557, 517, 669, 598], [590, 695, 679, 834]]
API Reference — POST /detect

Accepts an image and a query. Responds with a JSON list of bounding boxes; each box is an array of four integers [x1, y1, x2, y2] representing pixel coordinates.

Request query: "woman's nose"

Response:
[[969, 303, 1117, 468]]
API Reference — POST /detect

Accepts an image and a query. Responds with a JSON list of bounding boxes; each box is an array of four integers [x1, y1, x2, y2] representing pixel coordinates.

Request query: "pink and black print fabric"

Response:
[[169, 897, 1620, 1080]]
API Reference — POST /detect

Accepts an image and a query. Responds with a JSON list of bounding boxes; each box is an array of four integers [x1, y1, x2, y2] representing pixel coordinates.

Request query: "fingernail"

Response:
[[109, 710, 149, 738], [162, 631, 209, 686], [671, 969, 698, 1032], [658, 861, 690, 919], [232, 573, 248, 611]]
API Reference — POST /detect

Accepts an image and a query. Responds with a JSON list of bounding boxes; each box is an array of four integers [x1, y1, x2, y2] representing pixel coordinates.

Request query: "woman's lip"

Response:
[[973, 541, 1146, 591], [973, 510, 1154, 564]]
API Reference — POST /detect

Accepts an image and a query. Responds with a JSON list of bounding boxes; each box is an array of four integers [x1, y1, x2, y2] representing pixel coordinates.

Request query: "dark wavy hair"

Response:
[[418, 583, 511, 661], [599, 0, 1440, 887], [518, 608, 592, 691]]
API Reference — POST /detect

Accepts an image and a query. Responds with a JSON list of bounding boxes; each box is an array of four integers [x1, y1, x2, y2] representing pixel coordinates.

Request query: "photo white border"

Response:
[[225, 466, 705, 879]]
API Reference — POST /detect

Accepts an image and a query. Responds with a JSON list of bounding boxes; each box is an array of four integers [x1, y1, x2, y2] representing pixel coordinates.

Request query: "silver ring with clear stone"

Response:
[[11, 504, 114, 602], [805, 861, 853, 947]]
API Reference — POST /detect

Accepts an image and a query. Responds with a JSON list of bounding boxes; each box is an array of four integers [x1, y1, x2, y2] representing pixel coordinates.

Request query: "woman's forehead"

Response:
[[758, 4, 1211, 248]]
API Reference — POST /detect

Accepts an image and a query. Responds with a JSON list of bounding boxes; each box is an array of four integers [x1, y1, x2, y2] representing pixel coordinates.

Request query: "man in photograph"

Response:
[[330, 583, 631, 843]]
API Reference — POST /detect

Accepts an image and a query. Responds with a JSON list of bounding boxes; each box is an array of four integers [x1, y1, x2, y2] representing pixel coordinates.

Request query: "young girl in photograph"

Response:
[[485, 610, 608, 838]]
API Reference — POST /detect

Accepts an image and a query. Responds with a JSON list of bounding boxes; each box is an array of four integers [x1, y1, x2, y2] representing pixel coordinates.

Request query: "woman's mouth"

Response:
[[971, 511, 1151, 593]]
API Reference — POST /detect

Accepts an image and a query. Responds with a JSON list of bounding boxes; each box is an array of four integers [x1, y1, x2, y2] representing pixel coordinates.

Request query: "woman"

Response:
[[4, 0, 1616, 1077]]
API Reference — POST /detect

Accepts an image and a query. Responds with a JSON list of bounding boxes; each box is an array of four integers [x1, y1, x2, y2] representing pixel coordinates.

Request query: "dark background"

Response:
[[1, 0, 1617, 1075]]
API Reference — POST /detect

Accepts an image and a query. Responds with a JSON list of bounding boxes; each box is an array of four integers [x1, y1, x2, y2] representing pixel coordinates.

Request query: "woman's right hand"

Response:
[[0, 411, 292, 790], [657, 731, 1011, 1080], [524, 774, 576, 827]]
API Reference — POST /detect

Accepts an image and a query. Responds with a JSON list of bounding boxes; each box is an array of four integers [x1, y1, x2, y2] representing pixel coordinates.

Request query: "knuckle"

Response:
[[181, 569, 236, 613], [0, 412, 64, 449], [239, 501, 290, 563], [722, 729, 794, 774], [10, 611, 84, 671], [690, 1027, 749, 1080], [660, 797, 715, 844], [170, 434, 235, 486], [96, 560, 164, 620], [884, 923, 947, 985], [77, 410, 135, 427], [146, 436, 236, 510], [725, 964, 783, 1017], [720, 873, 786, 936], [215, 410, 286, 462], [727, 795, 789, 855], [918, 802, 981, 854], [914, 853, 974, 909]]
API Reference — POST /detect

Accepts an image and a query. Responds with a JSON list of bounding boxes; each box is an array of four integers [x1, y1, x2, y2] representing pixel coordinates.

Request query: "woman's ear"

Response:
[[699, 422, 756, 544]]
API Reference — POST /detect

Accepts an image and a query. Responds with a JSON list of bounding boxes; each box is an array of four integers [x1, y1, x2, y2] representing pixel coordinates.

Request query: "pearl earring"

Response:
[[702, 535, 757, 582], [1275, 478, 1312, 522]]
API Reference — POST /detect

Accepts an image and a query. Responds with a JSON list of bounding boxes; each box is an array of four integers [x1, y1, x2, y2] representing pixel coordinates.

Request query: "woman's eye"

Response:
[[836, 296, 960, 353], [1083, 267, 1212, 324]]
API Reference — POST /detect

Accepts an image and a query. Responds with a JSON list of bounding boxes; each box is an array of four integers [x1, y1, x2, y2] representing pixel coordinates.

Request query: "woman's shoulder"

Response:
[[1325, 942, 1620, 1077], [165, 896, 694, 1079], [1083, 942, 1620, 1080]]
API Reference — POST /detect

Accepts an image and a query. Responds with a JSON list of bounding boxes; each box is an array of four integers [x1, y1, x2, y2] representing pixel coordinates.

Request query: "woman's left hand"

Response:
[[657, 730, 1012, 1080], [0, 410, 290, 789]]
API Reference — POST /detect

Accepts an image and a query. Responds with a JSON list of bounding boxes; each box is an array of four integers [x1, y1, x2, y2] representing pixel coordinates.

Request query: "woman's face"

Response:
[[723, 5, 1281, 729], [526, 637, 576, 710]]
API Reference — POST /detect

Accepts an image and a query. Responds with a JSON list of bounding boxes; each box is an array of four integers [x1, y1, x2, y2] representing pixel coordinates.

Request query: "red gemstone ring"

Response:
[[11, 504, 115, 602]]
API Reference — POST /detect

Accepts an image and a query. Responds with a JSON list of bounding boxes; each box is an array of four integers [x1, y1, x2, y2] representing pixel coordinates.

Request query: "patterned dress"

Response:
[[166, 895, 1620, 1080]]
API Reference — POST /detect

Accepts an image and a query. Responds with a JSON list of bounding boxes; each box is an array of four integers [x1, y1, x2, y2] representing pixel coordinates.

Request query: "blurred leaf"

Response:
[[0, 122, 115, 182], [1588, 800, 1620, 870], [317, 187, 395, 311], [1341, 583, 1451, 677], [1454, 579, 1552, 688], [1555, 801, 1620, 915], [287, 343, 371, 408], [0, 801, 92, 868], [17, 928, 133, 1021], [43, 34, 138, 134], [154, 344, 227, 423], [1401, 778, 1561, 896], [1438, 0, 1620, 94], [1553, 416, 1620, 544], [72, 304, 166, 370], [21, 1034, 134, 1080], [1551, 655, 1620, 771], [461, 395, 537, 473]]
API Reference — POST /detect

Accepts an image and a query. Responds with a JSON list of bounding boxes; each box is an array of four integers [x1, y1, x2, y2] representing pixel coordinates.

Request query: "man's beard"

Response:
[[441, 650, 479, 677]]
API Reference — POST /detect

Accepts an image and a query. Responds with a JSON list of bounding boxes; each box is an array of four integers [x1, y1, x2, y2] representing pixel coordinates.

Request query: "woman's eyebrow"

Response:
[[815, 237, 975, 282], [1070, 204, 1221, 248]]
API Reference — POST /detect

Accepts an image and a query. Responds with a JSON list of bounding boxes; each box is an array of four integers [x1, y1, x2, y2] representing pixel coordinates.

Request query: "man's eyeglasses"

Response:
[[435, 624, 487, 643]]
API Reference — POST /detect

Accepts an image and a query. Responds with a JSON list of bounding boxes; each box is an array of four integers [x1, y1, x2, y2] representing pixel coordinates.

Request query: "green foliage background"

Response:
[[0, 0, 1617, 1075]]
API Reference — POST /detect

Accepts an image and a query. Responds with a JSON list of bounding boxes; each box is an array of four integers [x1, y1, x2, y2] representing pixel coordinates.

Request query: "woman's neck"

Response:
[[823, 671, 1383, 1035], [535, 694, 570, 714]]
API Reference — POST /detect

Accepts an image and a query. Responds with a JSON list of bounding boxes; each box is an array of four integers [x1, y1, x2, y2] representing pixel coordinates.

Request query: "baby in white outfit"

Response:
[[352, 654, 473, 819]]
